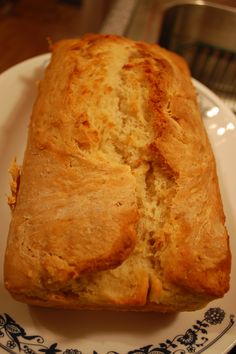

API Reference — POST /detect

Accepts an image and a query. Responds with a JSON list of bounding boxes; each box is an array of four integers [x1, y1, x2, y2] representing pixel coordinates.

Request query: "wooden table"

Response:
[[0, 0, 113, 73]]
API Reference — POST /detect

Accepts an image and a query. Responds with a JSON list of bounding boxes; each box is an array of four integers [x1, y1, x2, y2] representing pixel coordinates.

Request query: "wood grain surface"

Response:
[[0, 0, 113, 73]]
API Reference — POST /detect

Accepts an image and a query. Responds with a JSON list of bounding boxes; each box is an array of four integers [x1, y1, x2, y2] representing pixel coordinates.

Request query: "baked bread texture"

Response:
[[4, 34, 231, 312]]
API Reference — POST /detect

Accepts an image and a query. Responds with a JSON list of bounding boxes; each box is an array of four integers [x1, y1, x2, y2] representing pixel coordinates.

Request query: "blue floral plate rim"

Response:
[[0, 307, 235, 354]]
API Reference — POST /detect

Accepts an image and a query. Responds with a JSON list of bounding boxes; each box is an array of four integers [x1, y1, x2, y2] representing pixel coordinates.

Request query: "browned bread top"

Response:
[[4, 34, 231, 311]]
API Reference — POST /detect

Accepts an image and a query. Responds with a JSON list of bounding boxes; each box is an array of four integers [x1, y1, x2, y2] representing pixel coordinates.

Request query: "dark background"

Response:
[[0, 0, 114, 73]]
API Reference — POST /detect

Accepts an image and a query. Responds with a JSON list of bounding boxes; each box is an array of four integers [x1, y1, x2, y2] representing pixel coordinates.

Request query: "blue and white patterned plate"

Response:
[[0, 54, 235, 354]]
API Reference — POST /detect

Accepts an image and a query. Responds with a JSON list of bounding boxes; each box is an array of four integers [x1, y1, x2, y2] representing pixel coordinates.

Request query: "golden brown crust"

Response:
[[8, 158, 21, 210], [4, 34, 231, 311]]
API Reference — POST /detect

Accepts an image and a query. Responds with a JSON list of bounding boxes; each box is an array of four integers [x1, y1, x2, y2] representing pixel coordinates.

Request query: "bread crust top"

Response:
[[4, 34, 231, 310]]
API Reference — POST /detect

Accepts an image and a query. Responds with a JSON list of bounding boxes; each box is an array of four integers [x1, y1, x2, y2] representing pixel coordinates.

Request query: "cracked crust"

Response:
[[8, 158, 21, 210], [4, 34, 231, 311]]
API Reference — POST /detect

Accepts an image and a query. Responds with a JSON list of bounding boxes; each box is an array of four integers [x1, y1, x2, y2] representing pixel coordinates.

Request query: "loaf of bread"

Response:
[[4, 34, 231, 312]]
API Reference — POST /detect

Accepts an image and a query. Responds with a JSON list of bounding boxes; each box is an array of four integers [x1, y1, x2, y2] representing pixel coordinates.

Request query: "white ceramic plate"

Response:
[[0, 54, 235, 354]]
